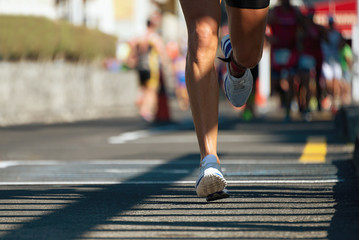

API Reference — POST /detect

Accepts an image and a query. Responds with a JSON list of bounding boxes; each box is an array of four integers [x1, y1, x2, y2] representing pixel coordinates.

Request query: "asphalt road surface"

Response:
[[0, 108, 358, 240]]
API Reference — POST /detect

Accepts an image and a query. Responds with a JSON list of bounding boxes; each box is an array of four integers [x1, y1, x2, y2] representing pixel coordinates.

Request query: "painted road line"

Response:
[[108, 118, 246, 145], [0, 179, 341, 186], [299, 136, 327, 163], [108, 125, 181, 144], [132, 135, 285, 144], [107, 120, 194, 144], [108, 130, 152, 144], [0, 159, 312, 169], [109, 134, 285, 144]]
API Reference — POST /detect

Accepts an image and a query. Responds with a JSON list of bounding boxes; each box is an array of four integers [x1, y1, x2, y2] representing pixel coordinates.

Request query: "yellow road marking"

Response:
[[299, 136, 327, 163]]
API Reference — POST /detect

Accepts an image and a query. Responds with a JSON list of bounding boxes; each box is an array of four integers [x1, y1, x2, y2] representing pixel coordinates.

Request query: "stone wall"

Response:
[[0, 62, 139, 126]]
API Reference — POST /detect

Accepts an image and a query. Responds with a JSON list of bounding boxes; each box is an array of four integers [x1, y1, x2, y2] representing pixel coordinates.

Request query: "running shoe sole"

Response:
[[196, 168, 227, 198]]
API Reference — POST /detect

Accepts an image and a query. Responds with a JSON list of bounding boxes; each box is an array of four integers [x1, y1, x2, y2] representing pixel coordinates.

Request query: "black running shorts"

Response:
[[225, 0, 270, 9]]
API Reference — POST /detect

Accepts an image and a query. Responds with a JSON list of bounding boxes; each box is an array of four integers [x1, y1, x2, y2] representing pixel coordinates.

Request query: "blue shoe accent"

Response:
[[221, 35, 232, 58], [195, 175, 203, 188]]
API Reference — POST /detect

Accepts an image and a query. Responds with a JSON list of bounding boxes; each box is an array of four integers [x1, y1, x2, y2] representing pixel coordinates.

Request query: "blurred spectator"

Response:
[[167, 41, 189, 111], [267, 0, 303, 120], [339, 39, 353, 105], [321, 16, 344, 112], [127, 16, 167, 122], [297, 5, 327, 119]]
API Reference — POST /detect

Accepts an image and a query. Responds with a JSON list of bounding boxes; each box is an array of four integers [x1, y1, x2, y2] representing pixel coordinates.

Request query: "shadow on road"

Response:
[[328, 160, 359, 240], [0, 154, 200, 240]]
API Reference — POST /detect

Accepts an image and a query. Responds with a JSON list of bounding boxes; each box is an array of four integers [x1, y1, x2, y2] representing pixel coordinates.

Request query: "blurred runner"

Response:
[[127, 17, 167, 122], [167, 41, 189, 111], [321, 16, 344, 112], [297, 6, 327, 119], [267, 0, 303, 120]]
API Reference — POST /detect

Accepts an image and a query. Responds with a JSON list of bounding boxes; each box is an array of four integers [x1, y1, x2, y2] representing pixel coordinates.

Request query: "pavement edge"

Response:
[[354, 133, 359, 182], [335, 105, 359, 142]]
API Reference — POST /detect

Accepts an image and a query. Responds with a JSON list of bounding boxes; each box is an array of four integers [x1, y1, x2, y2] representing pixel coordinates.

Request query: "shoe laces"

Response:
[[202, 161, 221, 172], [232, 76, 246, 90]]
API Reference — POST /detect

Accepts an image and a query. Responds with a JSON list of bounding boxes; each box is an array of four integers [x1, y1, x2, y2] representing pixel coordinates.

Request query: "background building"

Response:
[[0, 0, 183, 42]]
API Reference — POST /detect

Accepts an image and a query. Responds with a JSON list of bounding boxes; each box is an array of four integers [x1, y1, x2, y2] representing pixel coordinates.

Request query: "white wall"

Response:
[[114, 0, 152, 41], [69, 0, 84, 25], [85, 0, 116, 35], [0, 0, 56, 19], [0, 0, 154, 41], [0, 0, 183, 46], [84, 0, 156, 41]]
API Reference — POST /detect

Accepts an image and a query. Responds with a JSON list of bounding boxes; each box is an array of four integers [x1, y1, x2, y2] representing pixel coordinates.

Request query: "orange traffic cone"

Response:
[[155, 68, 171, 123], [255, 77, 267, 107]]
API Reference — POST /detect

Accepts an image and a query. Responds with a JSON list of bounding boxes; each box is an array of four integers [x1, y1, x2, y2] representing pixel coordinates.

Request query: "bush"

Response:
[[0, 15, 117, 62]]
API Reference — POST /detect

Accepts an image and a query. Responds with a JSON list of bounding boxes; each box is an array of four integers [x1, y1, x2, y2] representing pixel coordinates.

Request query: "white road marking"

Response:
[[108, 130, 152, 144], [0, 159, 311, 169], [0, 159, 168, 167], [0, 159, 339, 186], [107, 117, 283, 145], [109, 133, 284, 144], [107, 121, 189, 144], [0, 179, 340, 186], [0, 162, 19, 169], [100, 169, 191, 174]]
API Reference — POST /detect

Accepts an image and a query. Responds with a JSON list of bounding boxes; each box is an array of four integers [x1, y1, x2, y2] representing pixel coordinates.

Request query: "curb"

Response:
[[335, 105, 359, 142], [354, 133, 359, 180]]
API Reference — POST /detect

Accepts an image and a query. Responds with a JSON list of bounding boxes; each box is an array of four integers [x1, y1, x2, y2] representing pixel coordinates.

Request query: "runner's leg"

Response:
[[179, 0, 221, 162], [225, 1, 269, 74]]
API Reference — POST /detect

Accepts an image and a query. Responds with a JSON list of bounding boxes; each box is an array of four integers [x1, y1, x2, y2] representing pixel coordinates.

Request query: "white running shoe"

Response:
[[221, 34, 253, 107], [195, 154, 227, 198]]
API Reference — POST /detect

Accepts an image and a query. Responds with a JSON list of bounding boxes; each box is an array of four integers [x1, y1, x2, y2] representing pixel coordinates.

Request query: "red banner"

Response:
[[310, 0, 357, 38]]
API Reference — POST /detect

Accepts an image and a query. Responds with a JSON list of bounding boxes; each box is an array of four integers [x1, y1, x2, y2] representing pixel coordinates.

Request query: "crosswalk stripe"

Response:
[[0, 159, 307, 169], [0, 179, 340, 186]]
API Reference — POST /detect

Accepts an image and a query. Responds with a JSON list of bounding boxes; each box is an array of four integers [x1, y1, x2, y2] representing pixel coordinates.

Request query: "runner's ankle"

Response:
[[229, 54, 246, 78]]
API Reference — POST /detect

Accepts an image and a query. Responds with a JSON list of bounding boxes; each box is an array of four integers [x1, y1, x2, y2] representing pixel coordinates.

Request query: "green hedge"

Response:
[[0, 15, 117, 61]]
